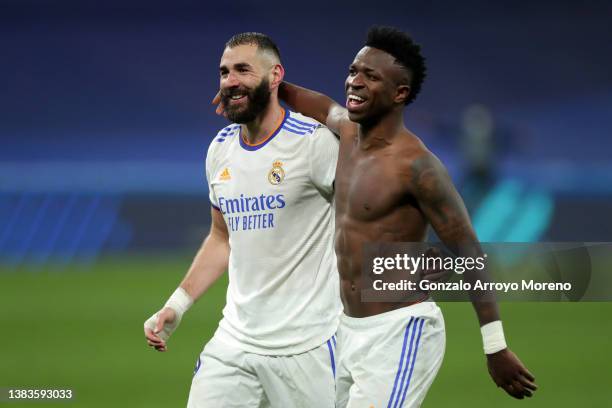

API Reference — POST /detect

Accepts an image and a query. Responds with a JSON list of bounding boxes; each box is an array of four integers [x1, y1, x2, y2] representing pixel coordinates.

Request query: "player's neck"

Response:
[[357, 109, 406, 150], [241, 99, 284, 145]]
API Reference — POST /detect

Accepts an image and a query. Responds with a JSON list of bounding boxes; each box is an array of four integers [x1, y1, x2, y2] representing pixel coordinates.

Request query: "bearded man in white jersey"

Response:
[[143, 32, 341, 407]]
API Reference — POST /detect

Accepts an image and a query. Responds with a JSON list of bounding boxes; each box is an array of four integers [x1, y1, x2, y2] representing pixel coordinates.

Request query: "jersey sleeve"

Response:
[[308, 126, 339, 199], [205, 143, 220, 210]]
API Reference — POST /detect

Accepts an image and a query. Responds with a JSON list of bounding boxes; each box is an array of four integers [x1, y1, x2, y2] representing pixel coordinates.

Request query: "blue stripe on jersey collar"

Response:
[[286, 116, 316, 129], [239, 109, 289, 152]]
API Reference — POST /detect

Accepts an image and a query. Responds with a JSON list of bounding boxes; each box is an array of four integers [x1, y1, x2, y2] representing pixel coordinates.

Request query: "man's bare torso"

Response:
[[334, 128, 431, 317]]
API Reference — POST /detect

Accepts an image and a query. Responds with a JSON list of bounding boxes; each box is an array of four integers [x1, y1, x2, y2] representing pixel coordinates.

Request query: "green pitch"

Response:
[[1, 253, 610, 407]]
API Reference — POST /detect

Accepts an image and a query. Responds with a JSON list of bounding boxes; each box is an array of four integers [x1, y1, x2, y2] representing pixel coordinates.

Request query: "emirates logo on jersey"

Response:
[[268, 160, 285, 185]]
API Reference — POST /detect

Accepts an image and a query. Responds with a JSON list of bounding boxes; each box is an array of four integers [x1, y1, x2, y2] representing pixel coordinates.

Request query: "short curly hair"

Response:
[[365, 26, 426, 105]]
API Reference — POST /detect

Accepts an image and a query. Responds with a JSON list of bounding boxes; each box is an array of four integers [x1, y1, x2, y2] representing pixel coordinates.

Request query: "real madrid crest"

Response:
[[268, 160, 285, 185]]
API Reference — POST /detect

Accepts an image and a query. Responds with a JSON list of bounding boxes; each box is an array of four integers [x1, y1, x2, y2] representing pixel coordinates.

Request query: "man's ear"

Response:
[[270, 64, 285, 89], [395, 84, 411, 105]]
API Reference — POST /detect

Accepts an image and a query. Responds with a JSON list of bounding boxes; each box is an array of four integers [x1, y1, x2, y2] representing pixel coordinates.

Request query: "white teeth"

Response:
[[348, 95, 364, 102], [231, 95, 245, 100]]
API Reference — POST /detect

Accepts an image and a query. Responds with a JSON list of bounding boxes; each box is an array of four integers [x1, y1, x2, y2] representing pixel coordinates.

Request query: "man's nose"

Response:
[[347, 74, 365, 89], [222, 72, 240, 88]]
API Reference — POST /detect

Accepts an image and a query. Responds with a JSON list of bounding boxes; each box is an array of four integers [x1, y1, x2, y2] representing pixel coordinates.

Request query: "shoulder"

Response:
[[329, 105, 358, 141], [395, 131, 439, 168], [213, 123, 241, 144], [397, 132, 449, 194], [395, 132, 447, 191], [283, 110, 322, 135], [207, 123, 241, 158], [284, 110, 338, 146]]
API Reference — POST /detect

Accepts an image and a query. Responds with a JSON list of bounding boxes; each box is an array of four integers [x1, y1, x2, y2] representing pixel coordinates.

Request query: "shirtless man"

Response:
[[276, 26, 538, 407]]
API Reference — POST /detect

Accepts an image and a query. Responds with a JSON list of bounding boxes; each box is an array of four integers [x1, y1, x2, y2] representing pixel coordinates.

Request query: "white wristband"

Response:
[[481, 320, 507, 354], [163, 287, 194, 318]]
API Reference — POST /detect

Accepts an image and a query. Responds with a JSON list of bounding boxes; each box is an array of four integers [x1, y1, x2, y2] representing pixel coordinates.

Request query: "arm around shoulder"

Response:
[[280, 81, 351, 136]]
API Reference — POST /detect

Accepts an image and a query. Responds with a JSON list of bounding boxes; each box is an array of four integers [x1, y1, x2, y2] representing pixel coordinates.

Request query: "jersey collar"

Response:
[[239, 108, 288, 152]]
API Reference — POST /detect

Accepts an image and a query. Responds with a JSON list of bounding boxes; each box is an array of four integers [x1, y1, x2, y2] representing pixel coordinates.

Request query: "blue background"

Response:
[[2, 0, 612, 265]]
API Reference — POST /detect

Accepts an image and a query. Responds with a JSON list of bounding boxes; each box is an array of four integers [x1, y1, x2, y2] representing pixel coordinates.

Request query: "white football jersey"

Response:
[[205, 108, 341, 355]]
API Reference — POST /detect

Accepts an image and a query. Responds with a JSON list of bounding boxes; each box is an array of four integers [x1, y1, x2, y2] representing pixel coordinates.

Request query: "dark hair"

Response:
[[365, 26, 426, 105], [225, 32, 281, 60]]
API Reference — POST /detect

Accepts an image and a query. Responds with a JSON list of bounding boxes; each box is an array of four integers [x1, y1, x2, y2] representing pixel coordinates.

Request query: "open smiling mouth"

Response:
[[347, 94, 367, 109], [229, 94, 247, 104]]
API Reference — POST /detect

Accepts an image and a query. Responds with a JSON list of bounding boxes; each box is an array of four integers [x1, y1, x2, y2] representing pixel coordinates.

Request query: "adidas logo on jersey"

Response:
[[219, 167, 231, 181]]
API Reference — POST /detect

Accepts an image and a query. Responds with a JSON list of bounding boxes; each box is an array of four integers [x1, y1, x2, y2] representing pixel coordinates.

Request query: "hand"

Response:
[[487, 348, 537, 399], [143, 307, 179, 352], [211, 91, 226, 117]]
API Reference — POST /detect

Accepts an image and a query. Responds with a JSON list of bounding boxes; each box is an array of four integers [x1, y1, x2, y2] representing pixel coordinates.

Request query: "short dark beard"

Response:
[[222, 78, 271, 124]]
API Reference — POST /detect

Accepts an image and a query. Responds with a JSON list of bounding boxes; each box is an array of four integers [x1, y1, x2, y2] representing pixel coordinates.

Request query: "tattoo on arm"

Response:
[[411, 154, 474, 245], [411, 153, 500, 324]]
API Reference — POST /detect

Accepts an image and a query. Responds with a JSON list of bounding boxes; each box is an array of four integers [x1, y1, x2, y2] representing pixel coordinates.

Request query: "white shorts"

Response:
[[336, 301, 445, 408], [187, 333, 337, 407]]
